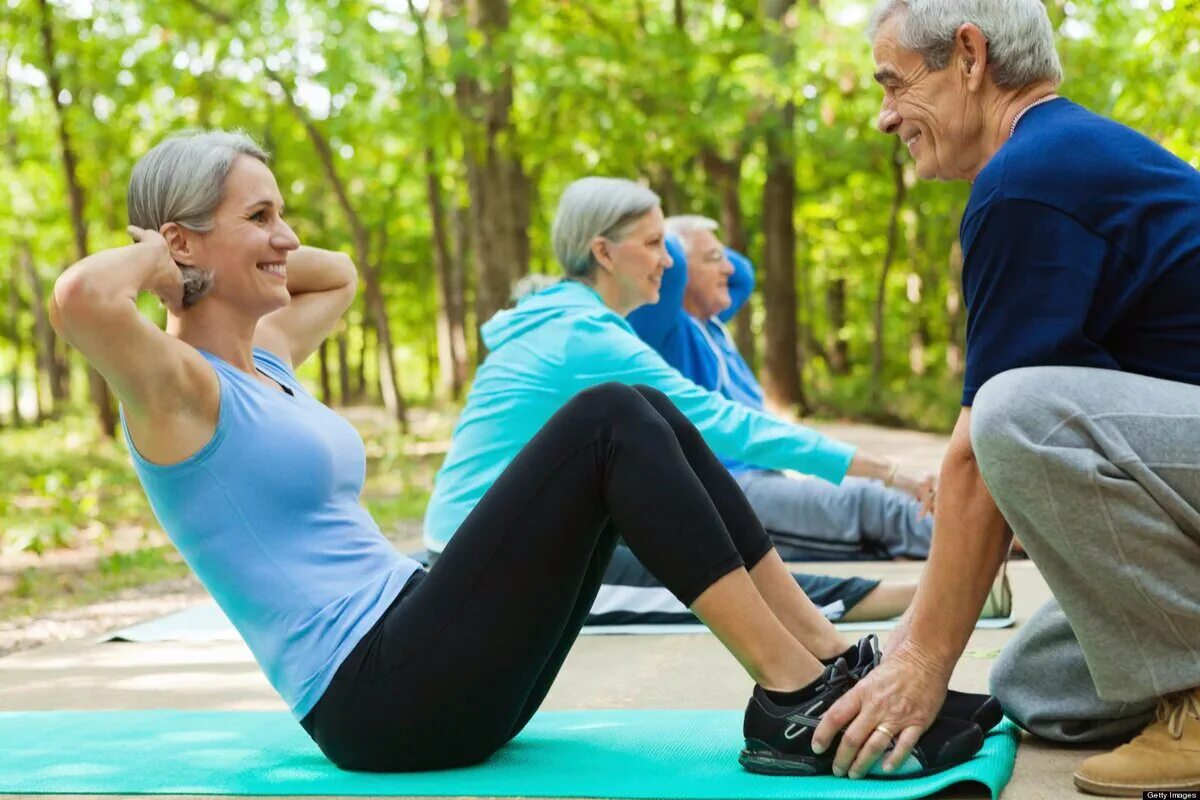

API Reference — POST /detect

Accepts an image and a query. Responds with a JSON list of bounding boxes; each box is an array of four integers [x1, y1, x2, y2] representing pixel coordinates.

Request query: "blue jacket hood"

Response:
[[481, 280, 625, 350]]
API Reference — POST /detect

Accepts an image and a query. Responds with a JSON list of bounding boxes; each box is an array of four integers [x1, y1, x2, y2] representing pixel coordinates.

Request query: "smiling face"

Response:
[[872, 15, 984, 182], [173, 156, 300, 316], [594, 206, 673, 313], [681, 228, 734, 320]]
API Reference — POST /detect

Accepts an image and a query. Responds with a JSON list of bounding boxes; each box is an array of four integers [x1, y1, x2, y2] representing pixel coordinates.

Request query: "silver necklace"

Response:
[[1009, 94, 1059, 138]]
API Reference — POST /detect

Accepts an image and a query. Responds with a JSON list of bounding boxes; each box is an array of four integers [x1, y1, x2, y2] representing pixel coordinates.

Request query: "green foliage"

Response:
[[0, 415, 155, 555], [2, 545, 189, 622], [2, 0, 1198, 431]]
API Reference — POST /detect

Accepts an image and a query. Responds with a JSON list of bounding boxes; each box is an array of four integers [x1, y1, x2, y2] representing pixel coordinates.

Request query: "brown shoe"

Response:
[[1074, 687, 1200, 797]]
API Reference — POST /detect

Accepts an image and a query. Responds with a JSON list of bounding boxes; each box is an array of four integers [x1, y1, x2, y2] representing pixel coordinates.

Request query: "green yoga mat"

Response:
[[2, 710, 1018, 799]]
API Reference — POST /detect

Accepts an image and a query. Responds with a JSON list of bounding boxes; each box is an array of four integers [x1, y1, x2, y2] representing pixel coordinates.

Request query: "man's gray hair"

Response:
[[551, 177, 661, 279], [127, 130, 269, 307], [868, 0, 1063, 89], [664, 215, 719, 250]]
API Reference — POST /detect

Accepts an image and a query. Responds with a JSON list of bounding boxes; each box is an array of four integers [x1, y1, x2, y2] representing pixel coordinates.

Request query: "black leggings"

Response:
[[301, 383, 775, 771]]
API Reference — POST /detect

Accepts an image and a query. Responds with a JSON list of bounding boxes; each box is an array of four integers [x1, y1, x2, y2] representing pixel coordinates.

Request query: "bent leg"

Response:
[[990, 599, 1155, 743], [973, 367, 1200, 706], [627, 385, 852, 656], [307, 383, 818, 771]]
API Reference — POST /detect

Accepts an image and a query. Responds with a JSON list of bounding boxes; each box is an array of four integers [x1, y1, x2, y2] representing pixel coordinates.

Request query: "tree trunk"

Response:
[[19, 245, 56, 421], [427, 160, 469, 399], [22, 249, 47, 420], [759, 0, 805, 412], [336, 331, 352, 406], [54, 337, 71, 401], [453, 202, 475, 366], [407, 0, 468, 399], [825, 277, 848, 374], [871, 139, 907, 403], [34, 3, 115, 433], [317, 339, 332, 406], [445, 0, 532, 341], [8, 258, 22, 425], [356, 312, 371, 402]]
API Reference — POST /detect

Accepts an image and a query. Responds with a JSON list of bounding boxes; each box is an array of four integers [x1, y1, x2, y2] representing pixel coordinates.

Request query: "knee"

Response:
[[970, 367, 1064, 483], [988, 643, 1031, 727], [630, 384, 690, 428], [630, 384, 671, 408], [566, 382, 668, 437], [567, 382, 644, 421]]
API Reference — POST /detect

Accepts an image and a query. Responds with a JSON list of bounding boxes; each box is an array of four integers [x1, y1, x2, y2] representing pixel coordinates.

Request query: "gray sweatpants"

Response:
[[972, 366, 1200, 743], [735, 471, 934, 561]]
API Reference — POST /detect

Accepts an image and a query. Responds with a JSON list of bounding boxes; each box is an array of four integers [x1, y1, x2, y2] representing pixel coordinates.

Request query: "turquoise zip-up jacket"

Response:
[[422, 280, 858, 552]]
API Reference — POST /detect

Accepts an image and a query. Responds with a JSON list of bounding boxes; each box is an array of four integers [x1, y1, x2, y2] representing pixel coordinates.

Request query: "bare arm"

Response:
[[845, 450, 935, 511], [895, 408, 1011, 661], [811, 407, 1011, 778], [254, 246, 358, 368], [50, 229, 209, 419]]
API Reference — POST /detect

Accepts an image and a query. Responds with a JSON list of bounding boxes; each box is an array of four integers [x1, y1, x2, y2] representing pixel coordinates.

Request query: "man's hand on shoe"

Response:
[[811, 641, 950, 779]]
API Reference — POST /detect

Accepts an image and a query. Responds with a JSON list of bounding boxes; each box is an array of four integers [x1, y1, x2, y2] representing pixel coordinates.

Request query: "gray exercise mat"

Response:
[[104, 602, 1013, 643]]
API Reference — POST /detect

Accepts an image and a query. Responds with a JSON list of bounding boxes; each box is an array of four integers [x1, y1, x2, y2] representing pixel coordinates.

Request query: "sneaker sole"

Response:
[[738, 741, 826, 776], [1073, 774, 1200, 797], [739, 740, 957, 781]]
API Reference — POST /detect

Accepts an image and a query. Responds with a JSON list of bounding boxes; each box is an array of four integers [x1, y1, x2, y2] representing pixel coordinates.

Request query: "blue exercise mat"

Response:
[[1, 710, 1019, 798]]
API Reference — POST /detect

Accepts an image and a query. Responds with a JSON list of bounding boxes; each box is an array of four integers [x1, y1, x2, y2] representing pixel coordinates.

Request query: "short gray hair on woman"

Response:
[[868, 0, 1063, 89], [551, 177, 661, 280], [127, 130, 269, 307], [664, 215, 719, 249]]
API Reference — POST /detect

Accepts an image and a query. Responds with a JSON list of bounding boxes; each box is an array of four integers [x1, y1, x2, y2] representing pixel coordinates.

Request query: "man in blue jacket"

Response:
[[628, 216, 935, 562]]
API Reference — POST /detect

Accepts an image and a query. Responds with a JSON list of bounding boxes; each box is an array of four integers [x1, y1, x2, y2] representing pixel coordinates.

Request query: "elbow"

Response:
[[335, 258, 359, 312], [50, 272, 96, 339], [338, 253, 359, 289], [334, 254, 359, 303]]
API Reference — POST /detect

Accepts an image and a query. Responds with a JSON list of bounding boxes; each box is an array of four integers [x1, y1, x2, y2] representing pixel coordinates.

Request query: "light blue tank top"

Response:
[[121, 347, 420, 718]]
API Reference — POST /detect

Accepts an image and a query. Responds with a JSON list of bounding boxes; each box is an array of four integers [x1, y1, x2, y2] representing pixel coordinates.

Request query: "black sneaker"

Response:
[[836, 635, 1004, 733], [740, 659, 985, 777]]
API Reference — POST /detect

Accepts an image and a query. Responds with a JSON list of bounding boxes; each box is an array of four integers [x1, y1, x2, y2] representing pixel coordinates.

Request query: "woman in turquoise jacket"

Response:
[[424, 177, 932, 622]]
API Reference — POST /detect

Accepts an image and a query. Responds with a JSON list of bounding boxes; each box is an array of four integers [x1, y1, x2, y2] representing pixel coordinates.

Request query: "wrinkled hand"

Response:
[[127, 225, 184, 314], [811, 643, 949, 779]]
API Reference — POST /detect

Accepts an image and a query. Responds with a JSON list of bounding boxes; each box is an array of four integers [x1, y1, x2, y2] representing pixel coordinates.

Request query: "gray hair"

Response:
[[868, 0, 1062, 89], [551, 177, 661, 280], [664, 215, 719, 250], [127, 130, 269, 307]]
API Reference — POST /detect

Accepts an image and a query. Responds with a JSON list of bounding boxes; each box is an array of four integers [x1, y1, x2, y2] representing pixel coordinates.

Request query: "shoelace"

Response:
[[848, 634, 883, 681], [1158, 691, 1200, 739], [823, 660, 856, 695]]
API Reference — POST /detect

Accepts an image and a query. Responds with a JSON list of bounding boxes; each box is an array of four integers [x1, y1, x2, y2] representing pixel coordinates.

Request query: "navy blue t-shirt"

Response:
[[960, 98, 1200, 406]]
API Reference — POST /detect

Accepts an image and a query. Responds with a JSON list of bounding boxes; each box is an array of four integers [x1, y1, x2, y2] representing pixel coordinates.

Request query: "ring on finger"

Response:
[[874, 724, 896, 742]]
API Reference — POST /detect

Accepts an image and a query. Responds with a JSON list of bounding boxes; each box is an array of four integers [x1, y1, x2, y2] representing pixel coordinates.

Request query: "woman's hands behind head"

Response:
[[127, 225, 207, 313]]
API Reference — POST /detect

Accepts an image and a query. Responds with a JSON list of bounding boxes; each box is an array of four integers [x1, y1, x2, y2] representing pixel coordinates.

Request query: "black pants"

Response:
[[301, 383, 775, 771]]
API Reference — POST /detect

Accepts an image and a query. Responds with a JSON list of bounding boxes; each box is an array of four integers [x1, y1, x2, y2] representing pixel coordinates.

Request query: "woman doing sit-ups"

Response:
[[51, 130, 989, 778]]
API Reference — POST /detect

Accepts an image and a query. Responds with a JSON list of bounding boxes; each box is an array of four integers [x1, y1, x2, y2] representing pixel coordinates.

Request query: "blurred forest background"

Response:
[[0, 0, 1196, 589]]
